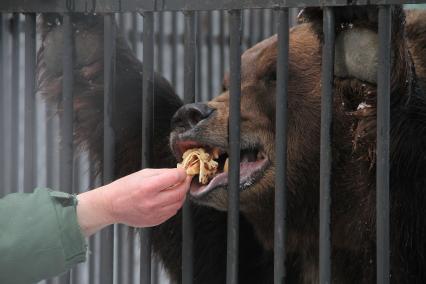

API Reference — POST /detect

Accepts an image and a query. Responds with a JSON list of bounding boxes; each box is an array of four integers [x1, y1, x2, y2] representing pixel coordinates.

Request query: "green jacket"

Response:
[[0, 188, 87, 284]]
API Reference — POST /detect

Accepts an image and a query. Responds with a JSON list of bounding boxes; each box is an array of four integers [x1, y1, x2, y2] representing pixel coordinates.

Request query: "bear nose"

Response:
[[171, 103, 214, 130]]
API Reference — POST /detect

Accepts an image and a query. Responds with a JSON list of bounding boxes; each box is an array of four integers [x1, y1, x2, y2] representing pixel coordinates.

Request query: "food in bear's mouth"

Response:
[[177, 148, 219, 184]]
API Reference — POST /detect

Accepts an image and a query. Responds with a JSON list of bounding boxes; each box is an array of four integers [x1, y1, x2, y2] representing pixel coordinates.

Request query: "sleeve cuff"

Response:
[[48, 190, 88, 269]]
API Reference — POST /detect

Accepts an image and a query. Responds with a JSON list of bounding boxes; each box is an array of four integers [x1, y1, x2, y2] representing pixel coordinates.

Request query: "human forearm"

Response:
[[76, 186, 113, 237]]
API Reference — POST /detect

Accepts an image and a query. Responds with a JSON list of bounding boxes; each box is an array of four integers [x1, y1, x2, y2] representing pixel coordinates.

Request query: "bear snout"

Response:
[[171, 103, 215, 132]]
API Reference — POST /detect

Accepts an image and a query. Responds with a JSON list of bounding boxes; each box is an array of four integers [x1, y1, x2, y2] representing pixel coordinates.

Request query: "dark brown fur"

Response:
[[36, 14, 182, 178], [37, 7, 426, 284], [167, 6, 426, 283]]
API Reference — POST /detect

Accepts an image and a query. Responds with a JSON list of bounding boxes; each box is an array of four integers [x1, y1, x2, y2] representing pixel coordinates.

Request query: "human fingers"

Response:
[[135, 168, 181, 179], [155, 176, 191, 207], [142, 168, 187, 193], [159, 175, 192, 192], [151, 204, 183, 225]]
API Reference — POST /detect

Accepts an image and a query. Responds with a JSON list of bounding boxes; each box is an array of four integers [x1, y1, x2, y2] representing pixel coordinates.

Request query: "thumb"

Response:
[[144, 169, 188, 192]]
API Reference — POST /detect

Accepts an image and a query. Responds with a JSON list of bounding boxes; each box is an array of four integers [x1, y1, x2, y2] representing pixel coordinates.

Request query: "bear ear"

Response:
[[334, 28, 379, 84], [298, 5, 408, 85], [299, 6, 381, 84]]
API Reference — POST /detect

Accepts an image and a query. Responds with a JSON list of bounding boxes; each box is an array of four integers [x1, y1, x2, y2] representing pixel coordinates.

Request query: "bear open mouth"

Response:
[[173, 140, 269, 198]]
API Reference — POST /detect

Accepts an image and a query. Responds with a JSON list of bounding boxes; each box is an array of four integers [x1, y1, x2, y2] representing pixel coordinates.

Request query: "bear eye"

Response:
[[264, 71, 276, 83]]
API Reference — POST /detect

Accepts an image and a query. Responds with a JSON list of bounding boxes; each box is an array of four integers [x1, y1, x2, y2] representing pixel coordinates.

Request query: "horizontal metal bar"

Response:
[[376, 5, 391, 284], [0, 0, 424, 12]]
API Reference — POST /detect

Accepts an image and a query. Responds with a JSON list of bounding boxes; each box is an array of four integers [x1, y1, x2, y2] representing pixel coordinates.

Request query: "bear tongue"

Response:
[[189, 159, 268, 198]]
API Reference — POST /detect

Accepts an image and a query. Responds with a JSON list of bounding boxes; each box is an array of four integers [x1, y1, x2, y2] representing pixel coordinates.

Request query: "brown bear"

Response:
[[37, 6, 426, 284], [36, 13, 182, 176], [163, 5, 426, 284]]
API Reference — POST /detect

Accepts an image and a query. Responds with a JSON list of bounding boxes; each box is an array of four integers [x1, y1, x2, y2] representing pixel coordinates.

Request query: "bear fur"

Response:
[[37, 6, 426, 284], [36, 14, 182, 177]]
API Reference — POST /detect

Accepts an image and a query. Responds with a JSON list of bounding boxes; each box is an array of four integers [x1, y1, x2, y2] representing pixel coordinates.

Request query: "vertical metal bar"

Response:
[[206, 11, 213, 100], [377, 5, 391, 284], [88, 158, 98, 284], [127, 228, 135, 284], [289, 8, 299, 28], [151, 256, 159, 284], [0, 14, 4, 192], [45, 110, 55, 188], [116, 224, 124, 284], [171, 12, 178, 87], [182, 10, 196, 284], [227, 9, 242, 284], [274, 8, 289, 284], [60, 14, 74, 194], [131, 12, 138, 52], [195, 12, 202, 102], [119, 13, 125, 40], [2, 14, 11, 195], [57, 13, 75, 284], [319, 7, 334, 284], [248, 10, 254, 47], [23, 14, 36, 193], [140, 11, 154, 284], [10, 13, 19, 191], [269, 9, 275, 37], [156, 12, 164, 74], [219, 11, 225, 83], [71, 157, 81, 284], [88, 237, 97, 284], [259, 9, 265, 42], [101, 13, 116, 284]]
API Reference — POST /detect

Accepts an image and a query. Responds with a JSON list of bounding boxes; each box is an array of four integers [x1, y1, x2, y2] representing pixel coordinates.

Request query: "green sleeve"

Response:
[[0, 188, 87, 284]]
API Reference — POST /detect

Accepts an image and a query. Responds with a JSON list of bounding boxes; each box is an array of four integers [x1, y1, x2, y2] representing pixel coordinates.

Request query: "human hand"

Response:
[[76, 168, 192, 237], [105, 168, 192, 227]]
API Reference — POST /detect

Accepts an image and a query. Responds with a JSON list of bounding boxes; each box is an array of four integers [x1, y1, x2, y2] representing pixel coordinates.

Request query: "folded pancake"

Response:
[[177, 148, 219, 184]]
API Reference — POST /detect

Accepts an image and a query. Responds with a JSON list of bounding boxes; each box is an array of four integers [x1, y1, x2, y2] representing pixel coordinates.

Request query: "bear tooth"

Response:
[[212, 147, 220, 159], [224, 158, 229, 173]]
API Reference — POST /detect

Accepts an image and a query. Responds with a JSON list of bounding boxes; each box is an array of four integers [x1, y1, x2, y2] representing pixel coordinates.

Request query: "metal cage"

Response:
[[1, 1, 426, 284]]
